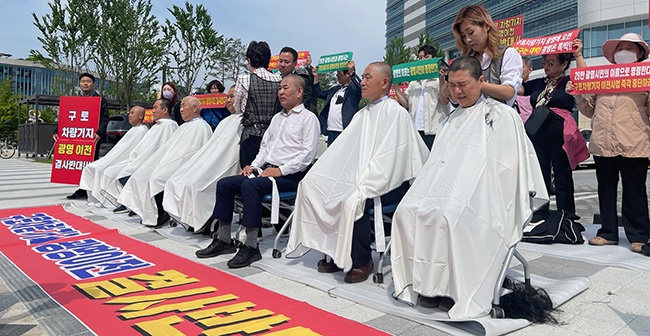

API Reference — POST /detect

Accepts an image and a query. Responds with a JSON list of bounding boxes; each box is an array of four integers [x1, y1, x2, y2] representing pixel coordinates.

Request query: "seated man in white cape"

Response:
[[162, 85, 241, 233], [118, 96, 212, 227], [100, 99, 178, 211], [286, 62, 430, 283], [79, 105, 148, 206], [391, 56, 548, 319], [195, 75, 319, 269]]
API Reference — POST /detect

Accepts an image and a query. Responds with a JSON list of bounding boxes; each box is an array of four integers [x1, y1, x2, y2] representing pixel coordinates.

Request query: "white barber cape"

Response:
[[79, 124, 148, 205], [118, 117, 212, 225], [162, 114, 242, 231], [286, 97, 430, 272], [391, 98, 548, 319], [100, 118, 178, 206]]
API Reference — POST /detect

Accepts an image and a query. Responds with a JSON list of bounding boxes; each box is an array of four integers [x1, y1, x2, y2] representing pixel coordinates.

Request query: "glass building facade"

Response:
[[580, 19, 650, 59]]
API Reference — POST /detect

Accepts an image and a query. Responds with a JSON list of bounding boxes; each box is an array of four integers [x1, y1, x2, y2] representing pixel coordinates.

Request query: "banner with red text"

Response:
[[513, 29, 580, 56], [0, 206, 387, 336], [495, 15, 524, 47], [268, 50, 310, 72], [144, 108, 154, 123], [194, 93, 227, 109], [51, 96, 100, 185], [570, 63, 650, 94]]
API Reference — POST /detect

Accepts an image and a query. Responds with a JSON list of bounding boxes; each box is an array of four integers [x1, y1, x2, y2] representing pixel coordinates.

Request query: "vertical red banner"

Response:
[[495, 15, 524, 47], [51, 96, 101, 185]]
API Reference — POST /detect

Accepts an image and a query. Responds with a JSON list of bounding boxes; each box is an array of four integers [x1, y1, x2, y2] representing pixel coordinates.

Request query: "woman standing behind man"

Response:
[[440, 4, 522, 107], [568, 33, 650, 254], [519, 41, 589, 221]]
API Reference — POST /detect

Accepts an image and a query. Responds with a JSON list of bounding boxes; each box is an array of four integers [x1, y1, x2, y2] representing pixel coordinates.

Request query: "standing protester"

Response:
[[393, 45, 445, 149], [278, 46, 313, 109], [520, 40, 589, 222], [235, 41, 283, 167], [202, 79, 231, 130], [568, 33, 650, 254], [313, 60, 362, 145], [66, 72, 110, 200], [162, 82, 183, 126]]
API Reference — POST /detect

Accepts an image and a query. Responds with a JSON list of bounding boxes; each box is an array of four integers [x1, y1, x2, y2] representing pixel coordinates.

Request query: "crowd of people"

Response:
[[65, 4, 650, 323]]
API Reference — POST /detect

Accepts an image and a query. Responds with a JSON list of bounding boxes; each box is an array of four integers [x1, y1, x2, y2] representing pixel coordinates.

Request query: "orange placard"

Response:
[[194, 93, 227, 109]]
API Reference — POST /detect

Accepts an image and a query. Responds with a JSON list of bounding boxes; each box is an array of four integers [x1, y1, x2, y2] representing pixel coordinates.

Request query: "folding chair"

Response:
[[370, 203, 398, 284], [490, 191, 547, 318]]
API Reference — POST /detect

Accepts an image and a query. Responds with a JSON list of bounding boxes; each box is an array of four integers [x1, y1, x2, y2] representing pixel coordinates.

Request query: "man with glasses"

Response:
[[392, 45, 445, 149], [313, 60, 362, 145]]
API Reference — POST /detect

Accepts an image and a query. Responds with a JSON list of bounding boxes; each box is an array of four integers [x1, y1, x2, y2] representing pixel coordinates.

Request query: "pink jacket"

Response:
[[550, 107, 590, 169], [577, 92, 650, 158]]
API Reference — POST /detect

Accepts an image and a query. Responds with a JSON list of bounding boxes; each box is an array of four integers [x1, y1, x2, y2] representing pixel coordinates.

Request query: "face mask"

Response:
[[614, 50, 638, 64], [162, 90, 174, 100]]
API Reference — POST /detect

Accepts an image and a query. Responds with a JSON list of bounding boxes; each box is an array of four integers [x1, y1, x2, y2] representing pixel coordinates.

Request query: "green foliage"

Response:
[[209, 38, 248, 86], [0, 78, 20, 140], [384, 37, 412, 66], [162, 2, 226, 96], [313, 72, 337, 114]]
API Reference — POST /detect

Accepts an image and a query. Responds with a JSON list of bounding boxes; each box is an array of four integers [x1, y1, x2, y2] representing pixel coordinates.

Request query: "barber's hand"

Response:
[[240, 165, 255, 176], [312, 66, 319, 83], [347, 60, 356, 76], [573, 39, 583, 58], [259, 167, 282, 177]]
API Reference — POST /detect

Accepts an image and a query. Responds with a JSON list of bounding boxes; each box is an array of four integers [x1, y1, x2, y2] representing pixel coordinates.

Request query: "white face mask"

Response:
[[614, 50, 638, 64]]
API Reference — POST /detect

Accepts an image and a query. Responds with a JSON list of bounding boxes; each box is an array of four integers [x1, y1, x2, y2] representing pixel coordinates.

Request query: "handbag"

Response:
[[524, 77, 564, 136], [524, 105, 552, 135]]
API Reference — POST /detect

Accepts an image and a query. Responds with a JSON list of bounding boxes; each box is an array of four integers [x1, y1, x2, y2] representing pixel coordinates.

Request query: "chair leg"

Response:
[[492, 246, 516, 308], [373, 239, 391, 284], [272, 212, 293, 258], [513, 249, 531, 286]]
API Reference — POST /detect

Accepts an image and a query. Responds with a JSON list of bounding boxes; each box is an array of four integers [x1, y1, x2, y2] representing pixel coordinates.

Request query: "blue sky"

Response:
[[1, 0, 387, 87]]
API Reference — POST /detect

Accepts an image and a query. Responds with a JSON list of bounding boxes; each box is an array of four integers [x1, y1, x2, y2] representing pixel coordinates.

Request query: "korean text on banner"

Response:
[[570, 63, 650, 94], [513, 29, 580, 56], [268, 50, 310, 72], [391, 57, 445, 83], [194, 93, 227, 109], [51, 96, 101, 185], [316, 52, 354, 73], [495, 15, 524, 47], [143, 108, 154, 123]]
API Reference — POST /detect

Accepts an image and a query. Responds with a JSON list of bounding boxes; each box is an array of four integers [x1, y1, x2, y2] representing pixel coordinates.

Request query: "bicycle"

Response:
[[1, 138, 16, 159]]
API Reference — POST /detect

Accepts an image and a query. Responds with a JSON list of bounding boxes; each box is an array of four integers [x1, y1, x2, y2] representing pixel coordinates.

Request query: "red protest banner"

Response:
[[143, 108, 154, 123], [570, 63, 650, 94], [268, 50, 310, 72], [51, 96, 101, 185], [495, 15, 524, 47], [389, 83, 409, 100], [0, 206, 388, 336], [513, 29, 580, 56], [194, 93, 227, 109]]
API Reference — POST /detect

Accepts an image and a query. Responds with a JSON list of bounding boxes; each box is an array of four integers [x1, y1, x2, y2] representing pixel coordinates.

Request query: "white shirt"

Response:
[[479, 47, 523, 107], [251, 104, 320, 175], [327, 86, 348, 131], [234, 68, 282, 114], [414, 80, 426, 131]]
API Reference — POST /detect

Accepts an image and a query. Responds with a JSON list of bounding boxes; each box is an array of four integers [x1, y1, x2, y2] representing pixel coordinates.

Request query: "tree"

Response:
[[384, 37, 412, 66], [31, 0, 97, 95], [0, 79, 20, 140], [209, 38, 248, 85], [95, 0, 164, 111], [313, 71, 337, 115], [162, 2, 226, 96], [412, 33, 446, 59]]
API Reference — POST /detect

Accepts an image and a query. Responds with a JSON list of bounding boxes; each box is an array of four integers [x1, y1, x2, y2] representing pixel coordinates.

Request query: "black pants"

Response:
[[211, 170, 306, 228], [418, 131, 435, 150], [327, 131, 342, 146], [351, 182, 410, 268], [529, 113, 575, 217], [594, 156, 650, 243], [153, 192, 166, 218], [240, 136, 262, 169]]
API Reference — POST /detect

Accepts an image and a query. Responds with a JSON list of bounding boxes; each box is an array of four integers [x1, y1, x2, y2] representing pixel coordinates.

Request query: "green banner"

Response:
[[392, 57, 446, 82], [317, 52, 353, 73]]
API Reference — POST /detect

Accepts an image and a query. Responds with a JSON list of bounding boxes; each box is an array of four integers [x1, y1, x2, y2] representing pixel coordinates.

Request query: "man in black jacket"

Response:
[[66, 72, 110, 199], [277, 46, 312, 109], [313, 60, 361, 145]]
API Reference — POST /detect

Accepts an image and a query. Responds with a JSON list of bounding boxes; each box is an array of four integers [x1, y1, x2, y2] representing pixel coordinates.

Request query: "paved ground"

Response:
[[1, 157, 650, 335]]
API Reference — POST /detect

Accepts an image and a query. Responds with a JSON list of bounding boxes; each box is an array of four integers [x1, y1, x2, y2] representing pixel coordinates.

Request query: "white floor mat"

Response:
[[519, 223, 650, 272]]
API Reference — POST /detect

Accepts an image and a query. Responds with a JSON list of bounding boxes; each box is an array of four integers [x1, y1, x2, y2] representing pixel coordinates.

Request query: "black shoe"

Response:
[[195, 239, 236, 258], [128, 211, 137, 217], [145, 212, 170, 228], [113, 205, 128, 214], [66, 189, 87, 200], [227, 245, 262, 268]]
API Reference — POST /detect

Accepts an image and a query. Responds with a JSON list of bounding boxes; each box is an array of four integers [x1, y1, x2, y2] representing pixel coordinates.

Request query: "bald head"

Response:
[[128, 105, 145, 126], [180, 96, 201, 121], [278, 74, 305, 110], [361, 62, 393, 101]]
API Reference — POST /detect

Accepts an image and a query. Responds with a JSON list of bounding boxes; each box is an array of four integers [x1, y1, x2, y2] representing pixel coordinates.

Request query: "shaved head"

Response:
[[361, 61, 393, 101], [368, 62, 393, 84]]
